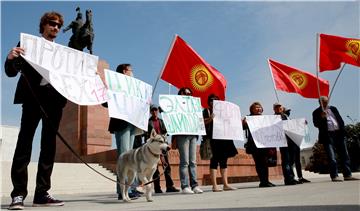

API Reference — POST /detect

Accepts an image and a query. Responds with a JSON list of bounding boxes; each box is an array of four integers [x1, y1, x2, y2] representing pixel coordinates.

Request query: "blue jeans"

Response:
[[114, 123, 137, 194], [323, 131, 352, 179], [176, 135, 198, 189]]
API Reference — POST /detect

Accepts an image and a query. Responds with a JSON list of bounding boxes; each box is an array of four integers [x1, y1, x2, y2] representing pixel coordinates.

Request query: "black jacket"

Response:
[[312, 106, 345, 144], [146, 117, 167, 139], [5, 42, 66, 107]]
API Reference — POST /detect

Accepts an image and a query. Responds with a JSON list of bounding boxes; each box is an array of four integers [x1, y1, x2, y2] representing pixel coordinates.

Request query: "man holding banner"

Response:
[[273, 103, 298, 186], [5, 11, 67, 210]]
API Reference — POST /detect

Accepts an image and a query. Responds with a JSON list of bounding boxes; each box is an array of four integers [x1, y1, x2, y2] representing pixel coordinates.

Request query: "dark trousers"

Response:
[[252, 149, 269, 184], [11, 90, 63, 199], [288, 140, 303, 178], [324, 131, 352, 179], [153, 153, 174, 190], [280, 147, 295, 183]]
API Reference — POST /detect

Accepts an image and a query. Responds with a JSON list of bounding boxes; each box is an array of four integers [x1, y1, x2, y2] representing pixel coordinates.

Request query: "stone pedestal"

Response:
[[55, 102, 112, 162]]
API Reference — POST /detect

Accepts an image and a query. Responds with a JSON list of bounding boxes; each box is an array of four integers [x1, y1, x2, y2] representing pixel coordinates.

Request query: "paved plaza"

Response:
[[1, 173, 359, 211]]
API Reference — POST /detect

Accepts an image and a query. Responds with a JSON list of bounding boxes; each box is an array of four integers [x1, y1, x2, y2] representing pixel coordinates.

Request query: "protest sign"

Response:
[[300, 124, 314, 149], [283, 118, 306, 147], [105, 69, 152, 131], [159, 95, 205, 135], [20, 33, 107, 105], [246, 115, 287, 148], [212, 100, 244, 140]]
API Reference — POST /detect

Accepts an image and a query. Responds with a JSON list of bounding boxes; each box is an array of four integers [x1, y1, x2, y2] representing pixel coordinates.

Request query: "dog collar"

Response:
[[148, 148, 160, 158]]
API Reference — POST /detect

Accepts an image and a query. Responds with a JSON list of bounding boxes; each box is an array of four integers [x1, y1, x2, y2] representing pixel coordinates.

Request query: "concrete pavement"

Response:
[[1, 173, 359, 211]]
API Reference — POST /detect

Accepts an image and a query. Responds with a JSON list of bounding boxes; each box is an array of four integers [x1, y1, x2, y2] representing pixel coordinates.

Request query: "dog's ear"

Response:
[[150, 129, 157, 139]]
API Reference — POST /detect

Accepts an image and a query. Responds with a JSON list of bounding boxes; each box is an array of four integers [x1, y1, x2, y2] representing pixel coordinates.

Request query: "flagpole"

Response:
[[168, 83, 171, 94], [268, 58, 280, 103], [151, 34, 178, 99], [328, 63, 346, 101], [315, 33, 325, 111]]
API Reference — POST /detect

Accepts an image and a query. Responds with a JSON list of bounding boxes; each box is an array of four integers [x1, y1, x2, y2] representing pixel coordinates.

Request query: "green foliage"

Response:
[[345, 122, 360, 171]]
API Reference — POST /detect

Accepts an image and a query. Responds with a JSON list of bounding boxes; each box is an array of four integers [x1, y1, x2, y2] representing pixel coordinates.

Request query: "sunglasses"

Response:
[[48, 20, 62, 29]]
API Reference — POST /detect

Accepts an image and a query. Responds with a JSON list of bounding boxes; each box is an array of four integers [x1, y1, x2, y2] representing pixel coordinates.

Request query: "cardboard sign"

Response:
[[246, 115, 287, 148], [212, 100, 244, 140], [159, 95, 205, 135], [105, 69, 152, 131]]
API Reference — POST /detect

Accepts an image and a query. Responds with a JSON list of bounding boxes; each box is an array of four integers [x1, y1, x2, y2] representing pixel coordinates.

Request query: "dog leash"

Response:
[[20, 71, 168, 188]]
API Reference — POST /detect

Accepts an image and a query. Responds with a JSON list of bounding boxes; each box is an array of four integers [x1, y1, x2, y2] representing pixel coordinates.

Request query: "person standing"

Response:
[[173, 87, 203, 194], [203, 94, 238, 192], [285, 111, 311, 184], [5, 11, 67, 210], [147, 105, 179, 193], [242, 102, 276, 188], [103, 63, 140, 200], [312, 96, 358, 182], [273, 103, 298, 186]]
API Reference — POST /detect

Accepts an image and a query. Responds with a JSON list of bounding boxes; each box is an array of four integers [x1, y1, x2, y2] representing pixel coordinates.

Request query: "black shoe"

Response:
[[299, 178, 311, 183], [166, 187, 180, 193], [285, 180, 297, 186], [117, 194, 122, 200], [128, 192, 140, 200], [9, 196, 24, 210], [33, 194, 64, 207], [155, 189, 163, 193], [268, 182, 276, 187], [259, 182, 272, 188]]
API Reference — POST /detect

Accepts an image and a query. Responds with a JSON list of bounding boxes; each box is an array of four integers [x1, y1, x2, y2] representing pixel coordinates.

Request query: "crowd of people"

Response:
[[4, 10, 358, 211]]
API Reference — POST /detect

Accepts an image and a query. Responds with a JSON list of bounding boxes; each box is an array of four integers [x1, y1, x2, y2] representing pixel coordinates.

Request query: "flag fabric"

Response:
[[161, 35, 227, 108], [269, 59, 329, 98], [319, 33, 360, 72]]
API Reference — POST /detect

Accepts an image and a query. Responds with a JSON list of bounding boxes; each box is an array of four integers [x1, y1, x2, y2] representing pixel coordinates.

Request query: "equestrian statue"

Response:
[[63, 7, 94, 54]]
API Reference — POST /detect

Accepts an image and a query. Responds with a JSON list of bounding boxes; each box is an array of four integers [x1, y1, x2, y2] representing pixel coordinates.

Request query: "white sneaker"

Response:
[[192, 186, 203, 194], [182, 187, 194, 194]]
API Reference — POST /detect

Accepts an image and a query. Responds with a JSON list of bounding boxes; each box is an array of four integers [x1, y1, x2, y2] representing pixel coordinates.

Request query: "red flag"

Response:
[[269, 59, 329, 98], [161, 35, 227, 107], [319, 33, 360, 72]]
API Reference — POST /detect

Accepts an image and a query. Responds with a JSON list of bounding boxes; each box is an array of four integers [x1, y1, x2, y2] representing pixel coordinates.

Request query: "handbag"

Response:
[[200, 137, 213, 160], [265, 148, 277, 167]]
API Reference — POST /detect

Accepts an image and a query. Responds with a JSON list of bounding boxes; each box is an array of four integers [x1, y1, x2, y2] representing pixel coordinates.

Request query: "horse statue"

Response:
[[63, 7, 94, 54]]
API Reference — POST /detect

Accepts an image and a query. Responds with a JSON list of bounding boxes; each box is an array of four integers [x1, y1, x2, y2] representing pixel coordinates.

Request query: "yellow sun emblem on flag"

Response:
[[289, 72, 307, 89], [190, 64, 214, 92], [345, 40, 360, 61]]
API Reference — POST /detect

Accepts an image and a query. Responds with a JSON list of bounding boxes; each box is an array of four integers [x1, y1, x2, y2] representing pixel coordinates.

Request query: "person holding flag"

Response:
[[312, 96, 358, 182]]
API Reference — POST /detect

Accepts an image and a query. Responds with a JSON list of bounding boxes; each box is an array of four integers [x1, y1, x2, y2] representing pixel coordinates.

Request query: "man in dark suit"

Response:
[[312, 96, 358, 182], [5, 12, 67, 210]]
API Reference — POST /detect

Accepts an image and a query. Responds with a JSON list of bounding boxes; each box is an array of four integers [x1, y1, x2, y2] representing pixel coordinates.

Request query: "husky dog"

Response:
[[117, 129, 170, 202]]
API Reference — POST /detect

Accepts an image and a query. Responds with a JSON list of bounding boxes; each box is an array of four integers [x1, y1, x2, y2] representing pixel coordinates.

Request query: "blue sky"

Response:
[[1, 1, 359, 161]]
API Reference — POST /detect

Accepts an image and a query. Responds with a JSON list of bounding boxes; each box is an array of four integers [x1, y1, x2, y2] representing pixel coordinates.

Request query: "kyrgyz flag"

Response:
[[269, 59, 329, 98], [319, 33, 360, 72], [161, 35, 227, 108]]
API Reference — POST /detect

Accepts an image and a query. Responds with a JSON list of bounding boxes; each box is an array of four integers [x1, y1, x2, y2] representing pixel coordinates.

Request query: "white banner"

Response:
[[212, 100, 244, 140], [20, 33, 108, 105], [105, 69, 152, 131], [246, 115, 287, 148], [283, 118, 306, 147], [159, 95, 206, 135], [300, 124, 314, 149]]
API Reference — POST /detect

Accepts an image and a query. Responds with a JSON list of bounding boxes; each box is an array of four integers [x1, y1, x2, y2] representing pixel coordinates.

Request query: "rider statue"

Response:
[[63, 7, 84, 50]]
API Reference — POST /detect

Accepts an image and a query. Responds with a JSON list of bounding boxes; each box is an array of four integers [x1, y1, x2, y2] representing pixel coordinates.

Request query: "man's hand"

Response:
[[7, 47, 25, 60]]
